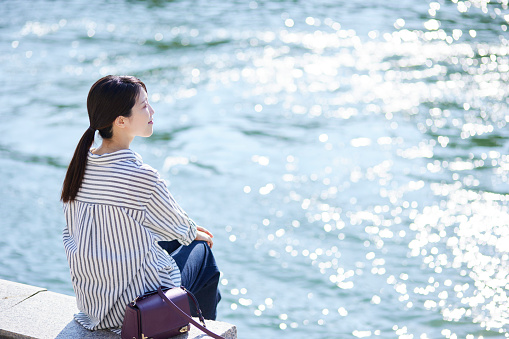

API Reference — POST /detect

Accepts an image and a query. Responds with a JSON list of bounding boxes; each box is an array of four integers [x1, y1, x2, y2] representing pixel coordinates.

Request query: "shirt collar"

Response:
[[88, 149, 143, 166]]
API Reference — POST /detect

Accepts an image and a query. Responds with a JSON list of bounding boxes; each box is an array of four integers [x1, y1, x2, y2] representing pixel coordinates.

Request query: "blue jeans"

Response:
[[158, 240, 221, 320]]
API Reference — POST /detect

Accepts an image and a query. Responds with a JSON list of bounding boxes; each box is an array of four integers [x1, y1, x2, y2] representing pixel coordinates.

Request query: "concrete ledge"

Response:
[[0, 279, 236, 339]]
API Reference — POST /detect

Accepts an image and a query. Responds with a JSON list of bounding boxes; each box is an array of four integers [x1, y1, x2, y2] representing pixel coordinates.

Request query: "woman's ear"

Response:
[[114, 116, 126, 129]]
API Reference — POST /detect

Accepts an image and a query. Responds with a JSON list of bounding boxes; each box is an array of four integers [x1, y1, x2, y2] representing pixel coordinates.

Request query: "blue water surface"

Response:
[[1, 0, 508, 338]]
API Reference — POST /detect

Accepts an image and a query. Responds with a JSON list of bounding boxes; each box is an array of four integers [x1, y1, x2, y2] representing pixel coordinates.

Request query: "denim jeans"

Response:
[[158, 240, 221, 320]]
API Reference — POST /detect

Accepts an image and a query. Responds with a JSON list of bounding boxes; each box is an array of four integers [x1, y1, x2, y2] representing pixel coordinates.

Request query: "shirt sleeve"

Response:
[[144, 178, 197, 245]]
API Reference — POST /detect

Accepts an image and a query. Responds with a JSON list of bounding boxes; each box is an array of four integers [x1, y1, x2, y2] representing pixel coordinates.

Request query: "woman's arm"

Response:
[[144, 178, 197, 245]]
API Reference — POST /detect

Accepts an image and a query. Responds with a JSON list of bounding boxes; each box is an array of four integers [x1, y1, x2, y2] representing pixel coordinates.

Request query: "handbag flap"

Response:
[[136, 287, 191, 337]]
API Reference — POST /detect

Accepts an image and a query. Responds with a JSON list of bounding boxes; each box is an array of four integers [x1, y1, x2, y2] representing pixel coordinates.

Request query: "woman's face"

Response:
[[126, 89, 154, 138]]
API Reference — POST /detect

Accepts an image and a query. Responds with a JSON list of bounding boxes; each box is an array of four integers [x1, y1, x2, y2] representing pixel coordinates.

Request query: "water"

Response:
[[1, 0, 508, 338]]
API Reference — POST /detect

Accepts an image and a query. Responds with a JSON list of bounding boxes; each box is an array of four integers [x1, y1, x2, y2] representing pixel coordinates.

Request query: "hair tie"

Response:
[[88, 126, 96, 132]]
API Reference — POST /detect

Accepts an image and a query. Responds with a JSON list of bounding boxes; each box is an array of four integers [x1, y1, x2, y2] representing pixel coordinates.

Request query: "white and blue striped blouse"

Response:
[[63, 149, 197, 332]]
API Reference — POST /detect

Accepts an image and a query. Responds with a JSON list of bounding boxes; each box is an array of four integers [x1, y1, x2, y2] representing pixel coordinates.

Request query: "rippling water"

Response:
[[1, 0, 508, 338]]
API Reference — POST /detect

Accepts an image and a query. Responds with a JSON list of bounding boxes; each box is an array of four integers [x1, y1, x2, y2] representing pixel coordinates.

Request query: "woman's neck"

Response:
[[92, 138, 131, 155]]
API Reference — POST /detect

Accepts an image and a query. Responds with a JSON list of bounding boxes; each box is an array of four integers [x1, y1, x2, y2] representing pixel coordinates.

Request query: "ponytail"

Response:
[[60, 127, 96, 203]]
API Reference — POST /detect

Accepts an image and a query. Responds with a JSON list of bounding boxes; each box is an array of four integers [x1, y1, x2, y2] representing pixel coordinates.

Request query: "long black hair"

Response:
[[61, 75, 147, 203]]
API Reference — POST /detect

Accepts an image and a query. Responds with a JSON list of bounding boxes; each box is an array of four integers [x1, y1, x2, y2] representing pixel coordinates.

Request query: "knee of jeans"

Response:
[[190, 240, 212, 261], [192, 240, 208, 254], [197, 241, 220, 271], [196, 240, 216, 254], [196, 240, 208, 248]]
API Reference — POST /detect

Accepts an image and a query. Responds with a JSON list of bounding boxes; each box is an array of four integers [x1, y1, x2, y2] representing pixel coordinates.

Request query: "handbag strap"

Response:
[[157, 287, 225, 339]]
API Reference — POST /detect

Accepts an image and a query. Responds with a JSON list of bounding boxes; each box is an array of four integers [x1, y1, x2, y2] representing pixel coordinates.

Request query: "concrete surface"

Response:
[[0, 279, 236, 339]]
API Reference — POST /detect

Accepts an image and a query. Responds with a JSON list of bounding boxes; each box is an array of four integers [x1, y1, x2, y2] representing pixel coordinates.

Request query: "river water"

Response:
[[1, 0, 508, 338]]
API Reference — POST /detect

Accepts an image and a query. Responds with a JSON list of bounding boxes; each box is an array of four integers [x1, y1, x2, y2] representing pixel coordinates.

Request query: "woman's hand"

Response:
[[197, 226, 213, 238], [195, 226, 214, 248]]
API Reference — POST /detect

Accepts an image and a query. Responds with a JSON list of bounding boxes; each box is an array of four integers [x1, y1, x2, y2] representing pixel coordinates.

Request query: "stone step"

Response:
[[0, 279, 236, 339]]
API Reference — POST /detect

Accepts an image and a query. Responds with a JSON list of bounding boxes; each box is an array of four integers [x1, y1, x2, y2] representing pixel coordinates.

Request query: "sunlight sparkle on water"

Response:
[[3, 0, 509, 337]]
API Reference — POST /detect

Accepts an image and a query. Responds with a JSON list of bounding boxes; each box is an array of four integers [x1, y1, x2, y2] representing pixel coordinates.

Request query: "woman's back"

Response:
[[74, 149, 155, 208], [63, 149, 196, 331]]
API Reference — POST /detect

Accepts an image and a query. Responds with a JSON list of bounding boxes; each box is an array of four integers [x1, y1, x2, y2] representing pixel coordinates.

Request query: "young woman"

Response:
[[61, 75, 221, 333]]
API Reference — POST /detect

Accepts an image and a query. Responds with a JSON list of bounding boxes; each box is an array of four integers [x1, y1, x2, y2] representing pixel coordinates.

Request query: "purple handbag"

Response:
[[121, 286, 224, 339]]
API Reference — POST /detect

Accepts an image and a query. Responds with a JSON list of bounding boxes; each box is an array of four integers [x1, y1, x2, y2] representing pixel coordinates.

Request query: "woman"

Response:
[[61, 75, 221, 333]]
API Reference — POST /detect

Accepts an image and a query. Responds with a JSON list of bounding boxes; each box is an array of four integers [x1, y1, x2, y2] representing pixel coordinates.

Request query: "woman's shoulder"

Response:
[[137, 162, 161, 179]]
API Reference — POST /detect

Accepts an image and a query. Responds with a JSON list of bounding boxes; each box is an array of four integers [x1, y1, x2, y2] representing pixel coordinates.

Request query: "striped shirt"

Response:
[[63, 149, 197, 332]]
